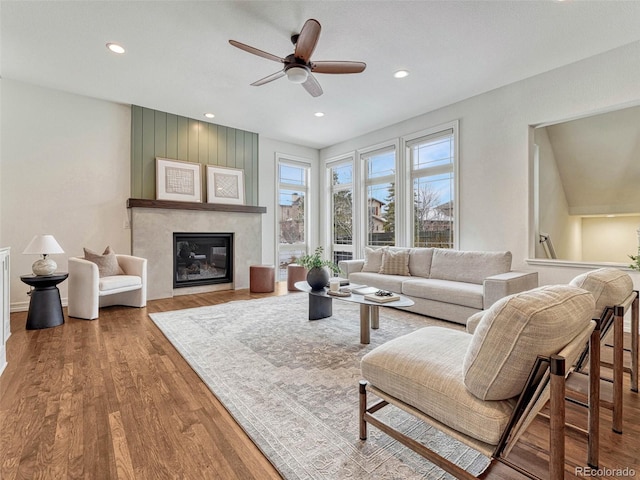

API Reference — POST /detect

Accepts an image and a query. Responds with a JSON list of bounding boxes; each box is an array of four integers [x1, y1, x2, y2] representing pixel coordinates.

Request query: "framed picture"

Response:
[[156, 158, 202, 202], [206, 165, 245, 205]]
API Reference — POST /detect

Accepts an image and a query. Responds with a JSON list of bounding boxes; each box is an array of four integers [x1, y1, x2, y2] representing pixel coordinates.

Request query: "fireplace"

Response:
[[173, 233, 233, 288]]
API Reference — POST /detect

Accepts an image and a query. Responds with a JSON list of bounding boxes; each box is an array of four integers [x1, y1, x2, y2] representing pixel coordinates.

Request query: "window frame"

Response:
[[359, 141, 400, 249], [275, 155, 311, 280], [403, 121, 459, 249], [326, 156, 356, 264]]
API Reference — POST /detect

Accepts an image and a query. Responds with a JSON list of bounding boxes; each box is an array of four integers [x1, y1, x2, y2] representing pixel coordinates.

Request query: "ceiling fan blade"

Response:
[[229, 40, 284, 63], [294, 19, 321, 62], [301, 73, 323, 97], [311, 61, 367, 74], [251, 70, 286, 86]]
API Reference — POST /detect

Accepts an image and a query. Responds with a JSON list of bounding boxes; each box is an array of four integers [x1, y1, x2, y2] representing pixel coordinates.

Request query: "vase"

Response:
[[306, 267, 329, 291]]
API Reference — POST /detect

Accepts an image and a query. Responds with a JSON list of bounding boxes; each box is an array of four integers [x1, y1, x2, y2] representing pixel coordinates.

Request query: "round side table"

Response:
[[20, 273, 68, 330]]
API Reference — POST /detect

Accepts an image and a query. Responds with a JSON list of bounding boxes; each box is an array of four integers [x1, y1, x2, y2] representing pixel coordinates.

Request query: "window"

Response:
[[322, 121, 457, 258], [363, 148, 396, 247], [409, 129, 455, 248], [329, 161, 354, 263], [277, 160, 309, 280]]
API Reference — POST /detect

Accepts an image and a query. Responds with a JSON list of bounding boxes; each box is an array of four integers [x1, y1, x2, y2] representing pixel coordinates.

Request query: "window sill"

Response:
[[526, 258, 632, 270]]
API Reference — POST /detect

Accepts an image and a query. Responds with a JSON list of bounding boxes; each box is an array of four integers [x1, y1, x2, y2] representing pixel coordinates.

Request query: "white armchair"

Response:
[[68, 254, 147, 320]]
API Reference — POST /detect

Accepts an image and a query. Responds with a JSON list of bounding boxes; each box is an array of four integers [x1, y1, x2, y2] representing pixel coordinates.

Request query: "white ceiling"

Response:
[[3, 1, 640, 149]]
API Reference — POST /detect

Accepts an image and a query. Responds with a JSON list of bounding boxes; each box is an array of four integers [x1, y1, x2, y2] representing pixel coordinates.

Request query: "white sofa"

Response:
[[339, 247, 538, 325]]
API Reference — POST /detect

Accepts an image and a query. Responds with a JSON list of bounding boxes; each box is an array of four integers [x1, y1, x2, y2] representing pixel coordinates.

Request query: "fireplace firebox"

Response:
[[173, 233, 233, 288]]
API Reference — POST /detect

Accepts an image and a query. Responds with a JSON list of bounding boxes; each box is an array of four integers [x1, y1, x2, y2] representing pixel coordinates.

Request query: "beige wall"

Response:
[[582, 216, 640, 264], [1, 80, 131, 309]]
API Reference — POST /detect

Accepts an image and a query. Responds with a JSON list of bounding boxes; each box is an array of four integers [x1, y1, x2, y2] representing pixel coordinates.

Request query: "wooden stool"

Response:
[[287, 264, 307, 291], [250, 265, 275, 293]]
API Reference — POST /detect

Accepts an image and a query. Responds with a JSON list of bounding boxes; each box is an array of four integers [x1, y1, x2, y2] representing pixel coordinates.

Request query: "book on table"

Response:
[[351, 285, 379, 295], [364, 292, 401, 303]]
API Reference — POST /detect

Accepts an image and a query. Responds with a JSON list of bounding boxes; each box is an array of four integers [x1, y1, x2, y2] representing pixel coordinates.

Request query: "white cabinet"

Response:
[[0, 247, 10, 376]]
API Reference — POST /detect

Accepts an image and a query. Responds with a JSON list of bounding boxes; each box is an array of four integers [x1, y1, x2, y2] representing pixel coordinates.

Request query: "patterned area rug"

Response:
[[149, 293, 490, 479]]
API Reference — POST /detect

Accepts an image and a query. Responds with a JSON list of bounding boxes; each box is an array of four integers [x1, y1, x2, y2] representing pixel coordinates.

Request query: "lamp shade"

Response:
[[23, 234, 64, 255]]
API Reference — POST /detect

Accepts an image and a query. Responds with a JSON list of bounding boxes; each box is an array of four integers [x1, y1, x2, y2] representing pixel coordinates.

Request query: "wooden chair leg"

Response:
[[613, 306, 624, 433], [588, 325, 600, 468], [549, 355, 566, 480], [632, 295, 639, 393], [359, 380, 368, 440]]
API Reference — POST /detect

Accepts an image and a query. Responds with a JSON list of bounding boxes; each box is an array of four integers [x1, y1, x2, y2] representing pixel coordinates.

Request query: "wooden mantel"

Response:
[[127, 198, 267, 214]]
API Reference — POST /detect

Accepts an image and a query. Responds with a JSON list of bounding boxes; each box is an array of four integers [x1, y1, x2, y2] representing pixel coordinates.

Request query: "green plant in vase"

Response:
[[297, 247, 340, 290], [629, 246, 640, 271]]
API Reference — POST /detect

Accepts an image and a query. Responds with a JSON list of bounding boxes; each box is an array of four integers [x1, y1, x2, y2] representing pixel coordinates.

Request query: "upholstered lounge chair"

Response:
[[359, 284, 597, 479], [568, 268, 639, 434], [68, 254, 147, 320]]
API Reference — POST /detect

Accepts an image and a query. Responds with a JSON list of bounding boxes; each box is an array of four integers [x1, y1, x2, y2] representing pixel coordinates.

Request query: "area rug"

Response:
[[149, 294, 490, 479]]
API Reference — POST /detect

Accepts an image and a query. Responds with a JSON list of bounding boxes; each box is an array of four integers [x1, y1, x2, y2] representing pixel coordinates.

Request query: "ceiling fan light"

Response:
[[286, 66, 309, 84]]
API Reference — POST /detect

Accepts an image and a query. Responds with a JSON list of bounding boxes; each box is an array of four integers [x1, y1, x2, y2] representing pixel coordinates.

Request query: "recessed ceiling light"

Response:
[[394, 70, 409, 79], [204, 113, 215, 119], [314, 112, 325, 117], [106, 43, 125, 54]]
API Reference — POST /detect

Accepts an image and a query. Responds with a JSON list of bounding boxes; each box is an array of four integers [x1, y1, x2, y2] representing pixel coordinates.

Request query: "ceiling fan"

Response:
[[229, 18, 366, 97]]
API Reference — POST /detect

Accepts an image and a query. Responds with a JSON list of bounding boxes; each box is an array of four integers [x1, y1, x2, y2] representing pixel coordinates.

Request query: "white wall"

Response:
[[258, 137, 320, 266], [0, 81, 320, 309], [1, 80, 131, 309], [535, 126, 581, 261], [321, 40, 640, 289]]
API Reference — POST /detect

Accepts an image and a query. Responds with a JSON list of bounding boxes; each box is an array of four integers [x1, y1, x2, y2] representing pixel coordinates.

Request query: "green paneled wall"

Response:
[[131, 105, 259, 205]]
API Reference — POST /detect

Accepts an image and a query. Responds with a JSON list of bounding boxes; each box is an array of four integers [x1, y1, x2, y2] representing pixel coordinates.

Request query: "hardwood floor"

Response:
[[1, 284, 639, 479]]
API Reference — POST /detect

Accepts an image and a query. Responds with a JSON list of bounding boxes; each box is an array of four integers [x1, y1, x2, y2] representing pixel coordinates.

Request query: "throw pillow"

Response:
[[84, 246, 124, 277], [379, 248, 410, 276], [362, 247, 386, 273]]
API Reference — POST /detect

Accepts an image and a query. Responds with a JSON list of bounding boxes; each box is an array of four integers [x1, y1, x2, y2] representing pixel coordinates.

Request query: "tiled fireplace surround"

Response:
[[128, 199, 265, 300]]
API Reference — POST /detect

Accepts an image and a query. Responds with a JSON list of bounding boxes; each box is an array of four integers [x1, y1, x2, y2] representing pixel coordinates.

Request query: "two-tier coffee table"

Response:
[[294, 281, 414, 344]]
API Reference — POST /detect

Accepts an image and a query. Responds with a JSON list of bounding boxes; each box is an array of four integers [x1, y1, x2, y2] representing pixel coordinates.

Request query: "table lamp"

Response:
[[22, 234, 64, 276]]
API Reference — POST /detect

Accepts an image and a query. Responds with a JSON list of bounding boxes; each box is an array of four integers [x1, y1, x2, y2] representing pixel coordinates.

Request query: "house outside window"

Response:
[[362, 147, 396, 247]]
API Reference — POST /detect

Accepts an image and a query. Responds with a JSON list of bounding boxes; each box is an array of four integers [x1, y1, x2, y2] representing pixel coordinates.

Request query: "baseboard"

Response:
[[10, 301, 29, 313], [10, 297, 68, 313]]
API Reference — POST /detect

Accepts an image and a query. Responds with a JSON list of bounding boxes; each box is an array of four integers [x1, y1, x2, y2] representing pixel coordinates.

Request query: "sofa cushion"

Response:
[[401, 278, 484, 309], [408, 248, 433, 278], [348, 272, 409, 294], [84, 246, 124, 277], [362, 247, 386, 273], [99, 275, 142, 292], [463, 285, 595, 401], [379, 248, 410, 275], [429, 249, 512, 285], [569, 268, 633, 318], [361, 327, 515, 445]]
